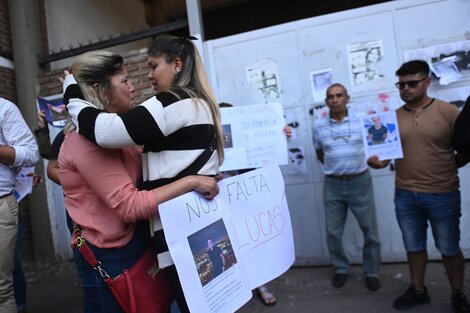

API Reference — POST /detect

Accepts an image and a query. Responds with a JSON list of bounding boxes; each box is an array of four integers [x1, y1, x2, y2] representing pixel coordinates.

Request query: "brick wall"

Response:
[[0, 66, 16, 103], [0, 0, 16, 103], [38, 48, 154, 103], [0, 0, 12, 58]]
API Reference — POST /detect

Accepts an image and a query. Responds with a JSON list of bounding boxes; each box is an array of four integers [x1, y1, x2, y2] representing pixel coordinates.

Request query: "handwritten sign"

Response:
[[158, 166, 294, 313], [219, 103, 288, 171]]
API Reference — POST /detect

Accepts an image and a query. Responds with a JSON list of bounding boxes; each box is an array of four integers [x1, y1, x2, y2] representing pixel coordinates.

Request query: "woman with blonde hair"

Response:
[[64, 36, 224, 312], [59, 50, 219, 313]]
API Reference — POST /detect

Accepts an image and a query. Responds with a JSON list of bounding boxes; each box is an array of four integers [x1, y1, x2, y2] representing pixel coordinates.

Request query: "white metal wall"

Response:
[[204, 0, 470, 265]]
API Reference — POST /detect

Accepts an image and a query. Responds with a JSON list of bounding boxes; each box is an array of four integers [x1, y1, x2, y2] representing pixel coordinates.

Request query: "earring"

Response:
[[176, 68, 180, 73], [106, 99, 110, 105]]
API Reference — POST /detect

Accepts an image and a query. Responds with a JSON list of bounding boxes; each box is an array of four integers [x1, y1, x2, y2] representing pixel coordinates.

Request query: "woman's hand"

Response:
[[191, 176, 220, 200], [58, 70, 71, 85]]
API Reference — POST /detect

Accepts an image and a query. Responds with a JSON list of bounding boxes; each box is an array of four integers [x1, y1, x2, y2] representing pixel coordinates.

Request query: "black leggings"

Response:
[[166, 265, 190, 313]]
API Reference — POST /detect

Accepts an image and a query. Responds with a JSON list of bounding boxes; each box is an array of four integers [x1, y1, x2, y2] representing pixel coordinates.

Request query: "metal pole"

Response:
[[8, 0, 55, 263], [185, 0, 205, 40]]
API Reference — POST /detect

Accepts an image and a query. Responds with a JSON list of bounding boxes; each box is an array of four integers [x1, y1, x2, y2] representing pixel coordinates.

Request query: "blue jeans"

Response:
[[13, 208, 26, 311], [323, 170, 381, 276], [73, 222, 150, 313], [394, 188, 461, 255]]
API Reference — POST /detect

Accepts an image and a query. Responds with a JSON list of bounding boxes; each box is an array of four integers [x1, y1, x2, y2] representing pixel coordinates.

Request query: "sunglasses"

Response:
[[395, 77, 427, 89]]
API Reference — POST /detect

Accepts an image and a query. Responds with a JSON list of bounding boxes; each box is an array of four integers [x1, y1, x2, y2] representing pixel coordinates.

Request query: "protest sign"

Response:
[[37, 96, 67, 127], [158, 166, 294, 313], [360, 111, 403, 161], [219, 103, 288, 172]]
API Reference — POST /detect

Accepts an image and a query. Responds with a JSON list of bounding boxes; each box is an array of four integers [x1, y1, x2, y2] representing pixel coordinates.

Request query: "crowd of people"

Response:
[[1, 34, 470, 313]]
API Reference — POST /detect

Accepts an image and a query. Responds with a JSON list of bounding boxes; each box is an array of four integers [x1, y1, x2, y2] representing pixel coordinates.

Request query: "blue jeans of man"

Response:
[[394, 188, 461, 255], [323, 170, 381, 276]]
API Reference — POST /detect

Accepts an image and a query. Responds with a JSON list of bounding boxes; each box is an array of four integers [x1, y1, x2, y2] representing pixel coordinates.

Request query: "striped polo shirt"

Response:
[[312, 112, 367, 176]]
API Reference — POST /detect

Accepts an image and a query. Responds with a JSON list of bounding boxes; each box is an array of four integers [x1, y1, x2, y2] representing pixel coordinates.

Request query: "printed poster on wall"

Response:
[[403, 40, 470, 86], [245, 59, 282, 103], [158, 166, 295, 313], [309, 68, 332, 102], [219, 103, 288, 172], [347, 40, 384, 86]]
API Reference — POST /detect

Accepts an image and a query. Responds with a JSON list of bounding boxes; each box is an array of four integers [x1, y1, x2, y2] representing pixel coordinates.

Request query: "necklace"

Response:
[[329, 118, 351, 143], [403, 98, 435, 112]]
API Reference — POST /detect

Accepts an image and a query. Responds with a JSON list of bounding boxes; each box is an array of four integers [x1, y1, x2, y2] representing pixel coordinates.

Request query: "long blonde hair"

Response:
[[148, 35, 224, 164], [63, 50, 124, 133]]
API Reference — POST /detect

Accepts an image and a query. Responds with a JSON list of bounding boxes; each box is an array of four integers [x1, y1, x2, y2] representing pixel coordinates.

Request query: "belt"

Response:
[[0, 192, 12, 200], [326, 170, 367, 181]]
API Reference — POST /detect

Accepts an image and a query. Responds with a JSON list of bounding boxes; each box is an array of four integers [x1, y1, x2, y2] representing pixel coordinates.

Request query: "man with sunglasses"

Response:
[[369, 60, 470, 312], [313, 83, 381, 292]]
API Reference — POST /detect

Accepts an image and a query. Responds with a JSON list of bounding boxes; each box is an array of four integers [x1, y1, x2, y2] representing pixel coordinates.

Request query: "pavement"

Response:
[[22, 260, 470, 313]]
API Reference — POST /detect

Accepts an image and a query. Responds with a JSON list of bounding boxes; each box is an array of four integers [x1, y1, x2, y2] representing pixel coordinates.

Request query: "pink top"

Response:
[[58, 131, 158, 248]]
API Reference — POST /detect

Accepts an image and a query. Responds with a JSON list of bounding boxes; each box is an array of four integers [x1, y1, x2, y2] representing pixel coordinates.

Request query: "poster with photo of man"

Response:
[[360, 111, 403, 161], [158, 166, 294, 313]]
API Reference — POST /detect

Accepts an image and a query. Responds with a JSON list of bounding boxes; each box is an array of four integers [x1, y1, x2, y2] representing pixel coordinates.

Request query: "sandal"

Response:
[[257, 285, 277, 306]]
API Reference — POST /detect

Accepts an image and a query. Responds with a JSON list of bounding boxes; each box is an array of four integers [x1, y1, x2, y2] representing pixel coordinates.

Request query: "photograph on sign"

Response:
[[360, 111, 403, 161]]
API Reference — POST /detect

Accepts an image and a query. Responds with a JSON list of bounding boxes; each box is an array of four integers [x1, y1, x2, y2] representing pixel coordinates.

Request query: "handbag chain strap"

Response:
[[72, 224, 111, 280]]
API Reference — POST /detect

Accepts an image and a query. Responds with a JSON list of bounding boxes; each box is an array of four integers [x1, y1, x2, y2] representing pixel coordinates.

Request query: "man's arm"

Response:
[[0, 145, 16, 166], [367, 126, 374, 142], [0, 100, 39, 168], [47, 160, 60, 185], [47, 131, 65, 185], [34, 110, 51, 159], [220, 251, 226, 271], [455, 152, 470, 168], [453, 96, 470, 154]]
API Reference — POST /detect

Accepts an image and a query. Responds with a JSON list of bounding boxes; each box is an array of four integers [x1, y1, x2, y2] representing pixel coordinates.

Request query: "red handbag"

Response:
[[73, 225, 174, 313]]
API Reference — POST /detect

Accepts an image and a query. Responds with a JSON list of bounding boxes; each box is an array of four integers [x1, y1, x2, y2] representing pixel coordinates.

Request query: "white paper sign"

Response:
[[219, 103, 288, 172], [14, 166, 34, 202], [360, 111, 403, 161], [158, 166, 295, 313]]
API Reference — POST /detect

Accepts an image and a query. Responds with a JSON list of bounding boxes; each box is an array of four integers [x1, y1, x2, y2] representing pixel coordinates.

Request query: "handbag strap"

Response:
[[124, 270, 137, 313], [72, 224, 111, 280]]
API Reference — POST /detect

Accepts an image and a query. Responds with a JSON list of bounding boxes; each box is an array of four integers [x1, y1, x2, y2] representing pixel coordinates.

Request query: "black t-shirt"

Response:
[[49, 130, 65, 161], [207, 245, 224, 275]]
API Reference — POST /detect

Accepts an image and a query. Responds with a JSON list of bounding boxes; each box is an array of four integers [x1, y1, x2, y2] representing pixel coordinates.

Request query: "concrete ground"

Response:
[[23, 260, 469, 313]]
